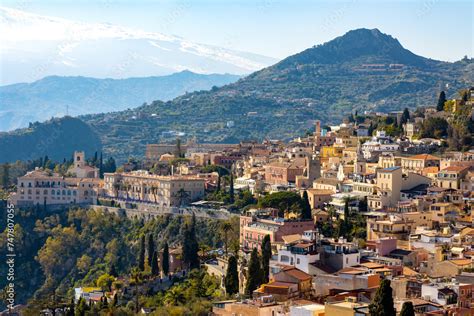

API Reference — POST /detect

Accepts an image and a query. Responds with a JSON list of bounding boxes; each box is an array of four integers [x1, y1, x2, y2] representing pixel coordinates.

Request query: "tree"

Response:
[[437, 91, 447, 111], [401, 108, 410, 125], [420, 117, 449, 138], [151, 251, 159, 276], [97, 273, 114, 292], [99, 152, 104, 178], [147, 233, 155, 267], [258, 191, 304, 217], [261, 235, 272, 283], [229, 168, 235, 204], [245, 248, 263, 295], [225, 255, 239, 295], [1, 164, 10, 189], [138, 235, 145, 271], [183, 214, 199, 270], [162, 242, 170, 276], [221, 221, 233, 256], [301, 191, 312, 220], [369, 279, 395, 316], [399, 301, 415, 316]]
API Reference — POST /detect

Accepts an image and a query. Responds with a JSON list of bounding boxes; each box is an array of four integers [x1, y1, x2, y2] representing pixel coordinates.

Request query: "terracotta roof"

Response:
[[441, 166, 469, 172], [449, 259, 472, 266], [360, 262, 385, 269], [282, 234, 302, 244], [403, 267, 419, 276], [405, 154, 440, 160], [306, 189, 334, 195], [280, 267, 312, 281]]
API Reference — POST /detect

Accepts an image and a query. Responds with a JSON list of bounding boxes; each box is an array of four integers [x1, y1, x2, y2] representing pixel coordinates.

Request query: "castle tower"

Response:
[[315, 120, 321, 136], [74, 151, 85, 168]]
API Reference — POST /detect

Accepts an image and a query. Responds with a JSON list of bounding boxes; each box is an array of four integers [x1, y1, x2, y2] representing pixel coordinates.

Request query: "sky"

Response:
[[1, 0, 473, 62]]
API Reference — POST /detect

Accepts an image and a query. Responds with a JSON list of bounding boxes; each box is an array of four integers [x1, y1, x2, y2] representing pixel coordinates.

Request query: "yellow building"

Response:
[[325, 297, 369, 316]]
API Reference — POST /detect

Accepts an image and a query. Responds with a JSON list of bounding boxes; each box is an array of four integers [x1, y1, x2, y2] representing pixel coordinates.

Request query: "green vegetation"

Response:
[[369, 279, 396, 316], [245, 248, 263, 296], [261, 235, 272, 283], [225, 256, 239, 296], [258, 191, 306, 218], [20, 29, 465, 163], [400, 301, 415, 316], [0, 206, 235, 310]]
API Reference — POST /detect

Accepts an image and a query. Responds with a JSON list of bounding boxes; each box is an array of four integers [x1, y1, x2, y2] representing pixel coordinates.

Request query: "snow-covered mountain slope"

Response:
[[0, 6, 277, 85]]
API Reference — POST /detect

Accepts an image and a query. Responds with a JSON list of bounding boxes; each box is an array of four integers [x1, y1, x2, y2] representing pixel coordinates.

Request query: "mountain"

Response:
[[2, 29, 473, 163], [0, 117, 101, 163], [0, 71, 240, 131], [0, 6, 276, 85]]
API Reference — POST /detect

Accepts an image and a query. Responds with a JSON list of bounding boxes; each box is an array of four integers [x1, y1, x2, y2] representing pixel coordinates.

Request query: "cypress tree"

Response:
[[229, 169, 235, 204], [301, 190, 312, 220], [225, 255, 239, 295], [245, 248, 263, 296], [138, 235, 145, 271], [99, 152, 104, 178], [183, 214, 199, 270], [369, 279, 396, 316], [401, 108, 410, 125], [147, 234, 155, 267], [162, 242, 170, 276], [261, 235, 272, 283], [437, 91, 447, 111], [151, 251, 159, 276], [399, 301, 415, 316]]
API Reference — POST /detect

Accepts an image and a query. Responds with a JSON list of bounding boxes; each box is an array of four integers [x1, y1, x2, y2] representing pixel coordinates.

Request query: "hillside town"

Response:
[[3, 87, 474, 316]]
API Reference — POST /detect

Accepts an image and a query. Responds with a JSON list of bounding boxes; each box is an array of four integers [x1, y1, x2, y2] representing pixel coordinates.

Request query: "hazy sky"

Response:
[[2, 0, 473, 61]]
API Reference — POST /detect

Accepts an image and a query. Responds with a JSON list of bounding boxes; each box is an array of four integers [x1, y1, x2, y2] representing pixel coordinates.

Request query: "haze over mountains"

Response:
[[1, 28, 472, 163], [0, 71, 240, 131], [0, 6, 276, 85]]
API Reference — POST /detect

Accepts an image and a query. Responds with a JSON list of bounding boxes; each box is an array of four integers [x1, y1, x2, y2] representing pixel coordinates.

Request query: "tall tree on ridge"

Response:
[[162, 242, 170, 276], [301, 190, 312, 220], [138, 235, 145, 271], [437, 91, 447, 111], [245, 248, 263, 296], [147, 234, 155, 267], [261, 235, 272, 283], [225, 255, 239, 295]]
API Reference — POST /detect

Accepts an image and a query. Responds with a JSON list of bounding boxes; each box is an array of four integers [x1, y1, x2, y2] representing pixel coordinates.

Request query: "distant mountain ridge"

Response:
[[2, 28, 473, 163], [0, 71, 240, 131], [0, 6, 276, 85]]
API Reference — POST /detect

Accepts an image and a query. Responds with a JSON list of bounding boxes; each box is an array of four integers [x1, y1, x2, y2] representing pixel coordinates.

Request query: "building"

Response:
[[68, 151, 99, 178], [436, 166, 470, 190], [401, 154, 440, 174], [265, 159, 306, 185], [14, 169, 100, 207], [240, 209, 315, 251], [103, 171, 205, 207]]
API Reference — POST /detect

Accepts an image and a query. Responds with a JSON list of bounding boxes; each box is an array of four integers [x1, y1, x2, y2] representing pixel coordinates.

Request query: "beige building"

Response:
[[14, 169, 100, 207], [401, 154, 440, 174], [436, 166, 470, 190], [103, 171, 205, 207]]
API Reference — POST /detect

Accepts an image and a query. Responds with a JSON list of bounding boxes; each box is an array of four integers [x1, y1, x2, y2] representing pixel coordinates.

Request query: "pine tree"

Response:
[[437, 91, 447, 111], [151, 251, 159, 276], [245, 248, 263, 295], [301, 190, 312, 220], [369, 279, 396, 316], [138, 235, 145, 271], [147, 234, 155, 267], [108, 264, 117, 277], [261, 235, 272, 283], [217, 175, 221, 192], [225, 255, 239, 295], [162, 242, 170, 276], [399, 301, 415, 316]]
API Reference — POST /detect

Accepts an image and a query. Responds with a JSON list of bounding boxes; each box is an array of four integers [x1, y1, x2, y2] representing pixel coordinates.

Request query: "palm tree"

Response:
[[221, 221, 233, 256], [164, 287, 186, 306]]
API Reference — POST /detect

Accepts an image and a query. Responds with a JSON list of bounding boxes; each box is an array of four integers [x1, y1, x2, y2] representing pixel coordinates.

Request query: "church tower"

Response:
[[74, 151, 85, 168]]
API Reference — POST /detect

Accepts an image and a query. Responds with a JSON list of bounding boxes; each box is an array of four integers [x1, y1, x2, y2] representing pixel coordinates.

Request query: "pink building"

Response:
[[240, 209, 315, 251], [366, 237, 397, 256]]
